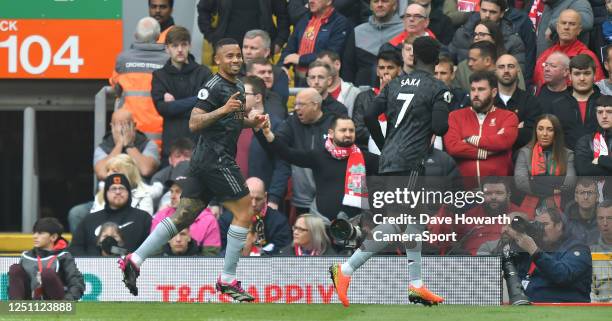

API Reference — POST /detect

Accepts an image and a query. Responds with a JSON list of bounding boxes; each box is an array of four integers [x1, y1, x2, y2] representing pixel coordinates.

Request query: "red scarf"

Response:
[[594, 132, 609, 158], [528, 0, 544, 30], [530, 143, 560, 176], [294, 245, 318, 256], [324, 137, 368, 208], [297, 7, 335, 73]]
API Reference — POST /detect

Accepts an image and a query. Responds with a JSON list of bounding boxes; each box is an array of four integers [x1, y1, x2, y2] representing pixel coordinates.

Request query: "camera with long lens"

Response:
[[329, 212, 364, 252], [100, 236, 127, 256], [497, 240, 531, 305], [494, 215, 545, 306], [511, 216, 545, 242]]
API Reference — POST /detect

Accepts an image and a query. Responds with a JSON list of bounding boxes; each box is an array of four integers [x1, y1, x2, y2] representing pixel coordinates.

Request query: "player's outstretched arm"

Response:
[[189, 92, 242, 132]]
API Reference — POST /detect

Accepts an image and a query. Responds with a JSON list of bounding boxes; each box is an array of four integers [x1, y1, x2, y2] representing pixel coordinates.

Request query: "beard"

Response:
[[334, 138, 354, 147], [485, 201, 508, 216], [471, 95, 493, 113], [498, 74, 517, 87]]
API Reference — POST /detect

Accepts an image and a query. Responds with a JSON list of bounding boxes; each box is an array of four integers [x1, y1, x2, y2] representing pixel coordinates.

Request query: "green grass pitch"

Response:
[[1, 303, 611, 321]]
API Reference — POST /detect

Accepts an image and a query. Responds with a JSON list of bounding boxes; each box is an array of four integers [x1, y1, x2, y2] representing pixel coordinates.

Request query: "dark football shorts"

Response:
[[179, 161, 250, 204]]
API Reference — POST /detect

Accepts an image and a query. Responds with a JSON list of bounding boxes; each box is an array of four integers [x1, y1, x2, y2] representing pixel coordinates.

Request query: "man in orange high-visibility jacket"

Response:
[[149, 0, 175, 44], [110, 17, 169, 149]]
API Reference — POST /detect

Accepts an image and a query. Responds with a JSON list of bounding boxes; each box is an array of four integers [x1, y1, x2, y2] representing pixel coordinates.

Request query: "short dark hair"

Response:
[[469, 70, 498, 88], [243, 75, 267, 98], [540, 207, 563, 225], [596, 95, 612, 108], [412, 36, 441, 65], [480, 0, 507, 12], [481, 176, 510, 193], [469, 41, 498, 62], [377, 50, 402, 67], [149, 0, 174, 8], [246, 57, 272, 74], [330, 115, 354, 129], [214, 38, 240, 53], [437, 55, 455, 69], [576, 177, 597, 189], [165, 26, 190, 45], [316, 50, 341, 62], [598, 199, 612, 210], [308, 60, 332, 75], [569, 54, 596, 73], [169, 137, 194, 155], [33, 217, 63, 237]]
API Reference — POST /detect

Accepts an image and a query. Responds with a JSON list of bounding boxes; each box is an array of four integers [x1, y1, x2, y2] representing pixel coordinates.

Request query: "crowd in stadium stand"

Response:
[[52, 0, 612, 302]]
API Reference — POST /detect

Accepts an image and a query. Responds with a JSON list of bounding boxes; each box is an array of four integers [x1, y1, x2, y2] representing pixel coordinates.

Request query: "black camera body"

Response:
[[511, 216, 544, 243], [329, 212, 364, 252], [100, 236, 127, 256]]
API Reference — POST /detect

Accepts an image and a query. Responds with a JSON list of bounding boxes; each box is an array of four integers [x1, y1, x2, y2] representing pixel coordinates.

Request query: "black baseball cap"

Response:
[[165, 161, 190, 188]]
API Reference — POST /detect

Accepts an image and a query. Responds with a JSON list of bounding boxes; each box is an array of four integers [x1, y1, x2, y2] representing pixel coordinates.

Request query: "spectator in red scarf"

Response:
[[575, 95, 612, 176], [281, 0, 351, 86], [256, 112, 379, 221], [514, 114, 576, 211]]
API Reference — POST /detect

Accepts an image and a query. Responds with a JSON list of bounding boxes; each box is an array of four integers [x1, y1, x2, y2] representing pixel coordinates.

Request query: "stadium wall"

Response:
[[0, 256, 501, 305]]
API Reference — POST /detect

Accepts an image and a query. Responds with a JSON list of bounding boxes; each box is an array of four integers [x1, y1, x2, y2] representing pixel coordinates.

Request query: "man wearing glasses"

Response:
[[533, 9, 604, 91], [564, 179, 600, 245], [386, 3, 436, 50]]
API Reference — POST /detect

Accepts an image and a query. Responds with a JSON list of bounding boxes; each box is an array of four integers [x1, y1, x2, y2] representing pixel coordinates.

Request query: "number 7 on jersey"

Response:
[[394, 93, 414, 128]]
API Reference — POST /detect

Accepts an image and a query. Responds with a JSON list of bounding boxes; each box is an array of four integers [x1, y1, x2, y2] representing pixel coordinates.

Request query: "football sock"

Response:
[[404, 224, 423, 286], [221, 225, 249, 283], [341, 223, 402, 276], [133, 217, 178, 268]]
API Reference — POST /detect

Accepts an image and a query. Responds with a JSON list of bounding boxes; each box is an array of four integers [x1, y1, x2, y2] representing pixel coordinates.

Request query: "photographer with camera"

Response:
[[97, 222, 127, 256], [505, 207, 592, 303]]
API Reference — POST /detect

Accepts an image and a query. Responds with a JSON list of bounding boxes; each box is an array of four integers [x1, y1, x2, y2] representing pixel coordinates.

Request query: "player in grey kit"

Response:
[[118, 38, 266, 302]]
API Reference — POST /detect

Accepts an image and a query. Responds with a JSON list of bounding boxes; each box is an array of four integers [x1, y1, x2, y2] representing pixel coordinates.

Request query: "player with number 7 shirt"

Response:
[[329, 36, 451, 307]]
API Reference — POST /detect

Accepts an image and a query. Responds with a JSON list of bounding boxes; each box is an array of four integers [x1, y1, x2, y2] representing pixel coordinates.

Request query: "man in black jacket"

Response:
[[197, 0, 290, 54], [151, 26, 212, 164], [9, 218, 85, 300], [575, 95, 612, 176], [258, 115, 378, 221], [69, 174, 152, 256], [273, 88, 337, 214], [494, 54, 542, 151], [545, 54, 602, 149], [353, 50, 403, 150]]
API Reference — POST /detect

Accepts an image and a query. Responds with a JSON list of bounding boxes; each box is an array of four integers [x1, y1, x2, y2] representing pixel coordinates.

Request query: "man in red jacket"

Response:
[[444, 70, 518, 183], [533, 9, 604, 91]]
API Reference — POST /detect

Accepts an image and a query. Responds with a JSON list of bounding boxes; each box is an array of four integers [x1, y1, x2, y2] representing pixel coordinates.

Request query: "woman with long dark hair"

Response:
[[473, 20, 506, 58], [515, 114, 576, 210]]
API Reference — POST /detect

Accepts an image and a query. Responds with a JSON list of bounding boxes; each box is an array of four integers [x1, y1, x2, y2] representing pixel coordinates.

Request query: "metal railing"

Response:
[[19, 86, 115, 232]]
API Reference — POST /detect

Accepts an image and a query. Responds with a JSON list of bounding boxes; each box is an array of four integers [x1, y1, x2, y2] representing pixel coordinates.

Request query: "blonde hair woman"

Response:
[[280, 214, 335, 256], [90, 154, 154, 215]]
